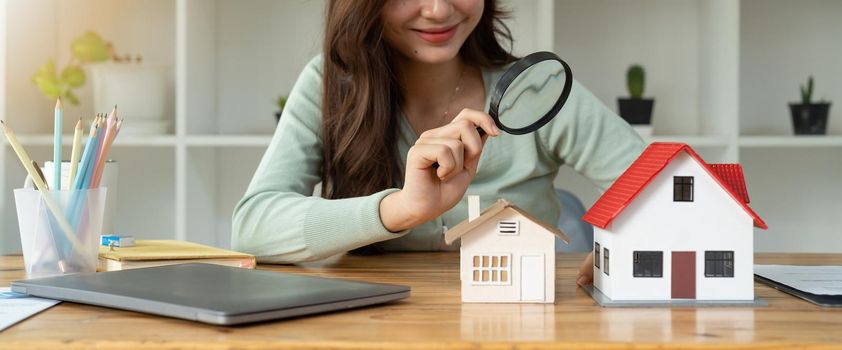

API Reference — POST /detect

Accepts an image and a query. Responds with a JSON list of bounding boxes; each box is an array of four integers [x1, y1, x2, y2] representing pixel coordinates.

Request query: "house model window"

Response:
[[471, 254, 512, 285], [594, 242, 601, 268], [705, 251, 735, 277], [603, 248, 610, 275], [633, 251, 663, 277], [497, 220, 520, 236], [674, 176, 694, 202]]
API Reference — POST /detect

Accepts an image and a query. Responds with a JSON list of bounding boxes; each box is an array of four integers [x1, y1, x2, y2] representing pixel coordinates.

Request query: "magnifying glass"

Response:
[[485, 51, 573, 136], [433, 51, 572, 168]]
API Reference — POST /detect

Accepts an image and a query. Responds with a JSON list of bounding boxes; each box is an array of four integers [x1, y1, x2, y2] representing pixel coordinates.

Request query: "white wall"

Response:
[[461, 208, 555, 303], [595, 152, 755, 301], [553, 0, 702, 136], [740, 0, 842, 135]]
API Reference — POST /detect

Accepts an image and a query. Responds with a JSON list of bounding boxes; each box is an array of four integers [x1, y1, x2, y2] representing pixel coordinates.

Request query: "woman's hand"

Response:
[[577, 251, 594, 286], [380, 109, 500, 232]]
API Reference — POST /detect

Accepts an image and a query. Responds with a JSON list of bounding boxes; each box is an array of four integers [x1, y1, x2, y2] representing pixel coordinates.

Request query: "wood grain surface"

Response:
[[2, 252, 842, 349]]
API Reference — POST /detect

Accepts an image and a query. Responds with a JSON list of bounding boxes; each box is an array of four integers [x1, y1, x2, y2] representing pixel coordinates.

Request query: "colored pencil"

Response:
[[91, 107, 117, 188], [91, 117, 121, 188], [53, 98, 63, 190], [70, 117, 99, 191], [68, 118, 83, 188]]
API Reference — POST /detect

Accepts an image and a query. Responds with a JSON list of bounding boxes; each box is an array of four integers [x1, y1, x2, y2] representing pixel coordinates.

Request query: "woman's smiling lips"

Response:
[[412, 24, 459, 44]]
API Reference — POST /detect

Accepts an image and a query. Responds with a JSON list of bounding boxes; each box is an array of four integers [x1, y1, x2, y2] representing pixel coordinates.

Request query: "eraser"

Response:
[[100, 235, 135, 247]]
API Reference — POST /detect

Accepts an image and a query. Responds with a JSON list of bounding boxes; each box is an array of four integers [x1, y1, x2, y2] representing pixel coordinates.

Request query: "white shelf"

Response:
[[647, 135, 731, 148], [1, 134, 178, 147], [739, 135, 842, 148], [184, 135, 272, 147]]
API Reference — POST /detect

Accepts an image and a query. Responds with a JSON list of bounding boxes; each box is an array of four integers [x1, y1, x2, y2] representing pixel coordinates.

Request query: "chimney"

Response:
[[468, 195, 480, 222]]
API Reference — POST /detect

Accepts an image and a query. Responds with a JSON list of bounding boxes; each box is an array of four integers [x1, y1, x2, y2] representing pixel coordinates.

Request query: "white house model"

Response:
[[444, 196, 570, 303], [582, 142, 767, 303]]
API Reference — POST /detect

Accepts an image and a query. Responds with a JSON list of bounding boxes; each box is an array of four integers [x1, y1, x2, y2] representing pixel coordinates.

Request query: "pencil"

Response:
[[53, 98, 63, 190], [32, 160, 49, 189], [91, 107, 116, 188], [1, 120, 83, 256], [81, 117, 104, 190], [68, 118, 83, 189], [91, 116, 121, 188], [70, 117, 99, 191]]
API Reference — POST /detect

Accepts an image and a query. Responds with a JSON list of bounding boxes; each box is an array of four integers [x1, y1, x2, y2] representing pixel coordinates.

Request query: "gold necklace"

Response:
[[442, 64, 467, 122]]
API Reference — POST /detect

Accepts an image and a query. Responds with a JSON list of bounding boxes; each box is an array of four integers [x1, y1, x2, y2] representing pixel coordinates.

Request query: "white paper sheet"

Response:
[[755, 265, 842, 295], [0, 287, 60, 332]]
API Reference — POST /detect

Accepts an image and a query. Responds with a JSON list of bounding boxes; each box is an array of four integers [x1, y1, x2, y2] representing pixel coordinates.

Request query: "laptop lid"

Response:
[[11, 263, 410, 325]]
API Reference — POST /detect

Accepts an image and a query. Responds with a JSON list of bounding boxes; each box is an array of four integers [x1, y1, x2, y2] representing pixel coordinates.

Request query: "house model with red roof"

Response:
[[582, 142, 767, 305], [445, 196, 570, 303]]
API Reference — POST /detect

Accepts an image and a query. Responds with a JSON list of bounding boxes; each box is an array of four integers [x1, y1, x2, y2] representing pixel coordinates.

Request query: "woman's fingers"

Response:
[[414, 138, 464, 180], [418, 108, 498, 163], [577, 251, 594, 286], [452, 108, 500, 137], [407, 143, 459, 180]]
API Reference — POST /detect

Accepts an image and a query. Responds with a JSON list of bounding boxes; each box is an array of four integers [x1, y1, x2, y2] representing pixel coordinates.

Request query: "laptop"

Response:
[[11, 263, 410, 325]]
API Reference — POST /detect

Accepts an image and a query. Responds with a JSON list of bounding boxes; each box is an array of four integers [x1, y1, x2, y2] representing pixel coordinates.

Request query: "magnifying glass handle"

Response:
[[431, 126, 487, 169]]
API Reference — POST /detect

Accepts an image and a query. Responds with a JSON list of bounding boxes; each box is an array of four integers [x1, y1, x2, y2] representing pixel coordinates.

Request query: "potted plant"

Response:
[[274, 95, 287, 124], [789, 76, 831, 135], [32, 32, 112, 105], [33, 32, 172, 135], [617, 65, 655, 137]]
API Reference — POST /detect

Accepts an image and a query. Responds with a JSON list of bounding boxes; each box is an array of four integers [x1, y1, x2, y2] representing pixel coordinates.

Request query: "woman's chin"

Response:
[[405, 46, 463, 65]]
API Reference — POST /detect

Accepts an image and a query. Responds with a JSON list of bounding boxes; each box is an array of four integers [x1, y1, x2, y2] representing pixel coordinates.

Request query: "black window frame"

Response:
[[674, 176, 694, 202], [633, 251, 663, 278], [594, 242, 601, 268], [705, 251, 735, 277], [603, 248, 610, 276]]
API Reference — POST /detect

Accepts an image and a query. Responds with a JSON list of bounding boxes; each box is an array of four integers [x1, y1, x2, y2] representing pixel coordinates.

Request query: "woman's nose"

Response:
[[420, 0, 454, 21]]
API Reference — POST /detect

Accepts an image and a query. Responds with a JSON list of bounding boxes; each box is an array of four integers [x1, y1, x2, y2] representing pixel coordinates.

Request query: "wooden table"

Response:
[[2, 253, 842, 349]]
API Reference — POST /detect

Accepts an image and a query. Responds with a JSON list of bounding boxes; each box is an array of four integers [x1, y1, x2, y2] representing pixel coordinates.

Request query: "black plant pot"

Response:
[[789, 103, 830, 135], [618, 98, 655, 125], [274, 110, 282, 124]]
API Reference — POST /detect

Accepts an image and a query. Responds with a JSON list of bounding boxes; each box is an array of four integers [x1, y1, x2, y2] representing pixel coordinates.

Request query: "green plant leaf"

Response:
[[32, 59, 64, 99], [276, 95, 287, 111], [63, 91, 80, 106], [627, 65, 645, 99], [61, 65, 86, 87], [71, 32, 111, 63]]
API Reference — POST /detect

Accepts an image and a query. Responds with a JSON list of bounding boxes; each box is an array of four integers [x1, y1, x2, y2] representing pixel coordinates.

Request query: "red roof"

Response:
[[582, 142, 767, 230], [709, 164, 750, 203]]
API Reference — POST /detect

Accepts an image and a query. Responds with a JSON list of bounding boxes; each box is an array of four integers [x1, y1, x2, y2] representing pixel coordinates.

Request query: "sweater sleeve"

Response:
[[231, 56, 407, 263], [538, 79, 646, 191]]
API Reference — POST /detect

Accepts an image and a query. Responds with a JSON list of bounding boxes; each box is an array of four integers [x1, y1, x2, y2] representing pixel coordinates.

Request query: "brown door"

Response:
[[671, 251, 696, 299]]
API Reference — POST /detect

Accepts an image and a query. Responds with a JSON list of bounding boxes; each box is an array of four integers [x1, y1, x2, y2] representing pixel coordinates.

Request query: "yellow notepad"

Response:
[[98, 240, 256, 271]]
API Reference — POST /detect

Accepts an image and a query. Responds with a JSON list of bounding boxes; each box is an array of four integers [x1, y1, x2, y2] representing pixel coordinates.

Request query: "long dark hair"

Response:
[[321, 0, 516, 200]]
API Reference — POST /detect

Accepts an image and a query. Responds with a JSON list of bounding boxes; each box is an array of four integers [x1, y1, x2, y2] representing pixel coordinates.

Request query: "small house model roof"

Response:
[[582, 142, 767, 230], [443, 199, 571, 245]]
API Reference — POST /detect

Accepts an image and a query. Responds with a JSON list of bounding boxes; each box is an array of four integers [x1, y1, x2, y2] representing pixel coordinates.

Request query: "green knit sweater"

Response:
[[231, 55, 645, 263]]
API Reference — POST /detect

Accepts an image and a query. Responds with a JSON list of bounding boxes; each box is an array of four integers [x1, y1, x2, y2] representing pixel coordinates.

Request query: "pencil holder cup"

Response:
[[14, 188, 107, 279], [28, 160, 119, 235]]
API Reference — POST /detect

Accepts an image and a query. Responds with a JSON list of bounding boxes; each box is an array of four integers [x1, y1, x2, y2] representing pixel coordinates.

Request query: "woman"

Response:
[[231, 0, 644, 286]]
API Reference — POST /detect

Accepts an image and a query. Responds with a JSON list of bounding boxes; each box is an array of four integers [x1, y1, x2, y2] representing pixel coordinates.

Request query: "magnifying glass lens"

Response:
[[496, 60, 569, 131]]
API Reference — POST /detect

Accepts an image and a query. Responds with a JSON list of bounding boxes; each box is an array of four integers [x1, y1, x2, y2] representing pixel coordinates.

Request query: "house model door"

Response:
[[521, 255, 545, 301], [671, 251, 696, 299]]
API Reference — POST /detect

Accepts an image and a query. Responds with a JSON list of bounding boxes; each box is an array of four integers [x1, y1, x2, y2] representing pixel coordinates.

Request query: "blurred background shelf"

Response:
[[183, 135, 273, 147], [2, 0, 840, 254], [1, 134, 179, 147], [647, 135, 731, 148], [739, 135, 842, 148]]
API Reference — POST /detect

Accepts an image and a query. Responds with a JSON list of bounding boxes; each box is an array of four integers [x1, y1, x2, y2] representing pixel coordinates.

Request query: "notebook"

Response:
[[755, 265, 842, 307], [98, 240, 256, 271]]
